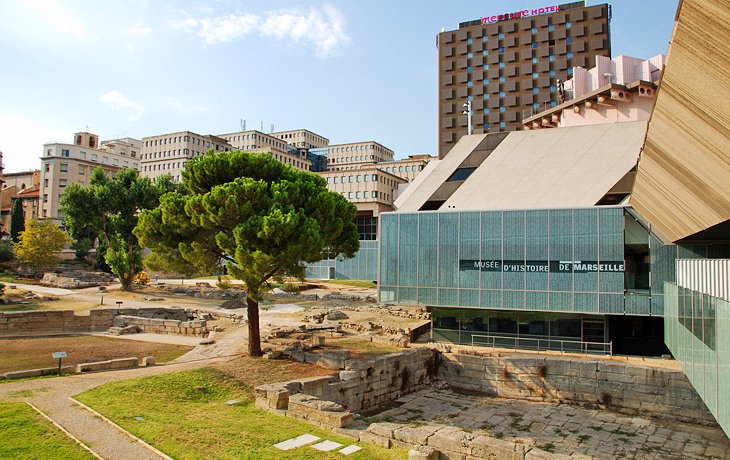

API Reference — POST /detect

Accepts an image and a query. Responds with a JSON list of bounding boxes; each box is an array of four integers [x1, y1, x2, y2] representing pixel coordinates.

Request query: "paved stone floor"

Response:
[[369, 389, 730, 459]]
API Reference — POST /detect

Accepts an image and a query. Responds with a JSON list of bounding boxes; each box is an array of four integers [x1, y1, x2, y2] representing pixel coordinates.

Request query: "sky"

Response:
[[0, 0, 678, 173]]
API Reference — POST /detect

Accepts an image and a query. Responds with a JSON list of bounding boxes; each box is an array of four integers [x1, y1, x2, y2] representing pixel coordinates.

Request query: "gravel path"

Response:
[[0, 326, 247, 459]]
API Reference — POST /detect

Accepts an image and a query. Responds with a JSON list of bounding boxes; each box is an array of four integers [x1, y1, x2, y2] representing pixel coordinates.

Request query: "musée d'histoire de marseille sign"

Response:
[[459, 260, 625, 273]]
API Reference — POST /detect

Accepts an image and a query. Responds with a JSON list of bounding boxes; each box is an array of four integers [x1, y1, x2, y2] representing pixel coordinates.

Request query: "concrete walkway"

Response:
[[0, 325, 247, 460]]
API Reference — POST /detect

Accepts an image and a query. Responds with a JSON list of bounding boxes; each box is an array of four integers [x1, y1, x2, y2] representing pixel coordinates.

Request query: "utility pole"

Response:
[[462, 101, 473, 135]]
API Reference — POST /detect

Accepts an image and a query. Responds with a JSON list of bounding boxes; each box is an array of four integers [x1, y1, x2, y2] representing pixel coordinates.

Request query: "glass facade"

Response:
[[379, 207, 663, 315], [665, 282, 730, 435], [306, 240, 378, 281]]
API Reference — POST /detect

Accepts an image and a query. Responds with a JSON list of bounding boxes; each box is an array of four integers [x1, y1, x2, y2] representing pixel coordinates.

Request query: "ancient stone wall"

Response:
[[111, 315, 208, 336], [255, 347, 438, 429], [438, 352, 715, 426], [0, 310, 91, 337], [89, 307, 196, 331]]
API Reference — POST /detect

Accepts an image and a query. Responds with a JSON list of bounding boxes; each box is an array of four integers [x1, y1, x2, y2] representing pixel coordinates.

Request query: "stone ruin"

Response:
[[93, 307, 212, 337], [41, 270, 116, 288]]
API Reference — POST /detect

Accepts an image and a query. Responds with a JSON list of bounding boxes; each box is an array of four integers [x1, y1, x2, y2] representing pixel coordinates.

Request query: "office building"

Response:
[[218, 130, 312, 171], [141, 132, 231, 182], [271, 129, 329, 149], [40, 132, 141, 224], [437, 1, 611, 157]]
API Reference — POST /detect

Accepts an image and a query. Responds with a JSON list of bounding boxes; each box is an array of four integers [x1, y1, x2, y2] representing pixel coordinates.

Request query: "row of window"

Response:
[[326, 174, 399, 187], [342, 191, 377, 200], [145, 135, 223, 150], [226, 134, 286, 150]]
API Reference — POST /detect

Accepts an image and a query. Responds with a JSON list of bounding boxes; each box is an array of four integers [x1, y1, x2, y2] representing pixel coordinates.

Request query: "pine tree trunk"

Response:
[[246, 297, 263, 357]]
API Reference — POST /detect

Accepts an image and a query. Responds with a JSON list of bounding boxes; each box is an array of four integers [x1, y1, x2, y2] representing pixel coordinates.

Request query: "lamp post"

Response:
[[462, 101, 473, 136]]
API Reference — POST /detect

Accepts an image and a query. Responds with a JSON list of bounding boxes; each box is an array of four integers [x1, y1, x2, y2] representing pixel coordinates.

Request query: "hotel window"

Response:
[[44, 179, 49, 187], [483, 64, 489, 71], [467, 66, 473, 73], [483, 108, 490, 114], [549, 55, 555, 62], [483, 123, 491, 129], [43, 194, 48, 203], [533, 88, 539, 94], [60, 163, 68, 172], [482, 50, 489, 56], [482, 35, 488, 42], [532, 43, 538, 49], [483, 94, 489, 99], [567, 68, 574, 76], [467, 81, 474, 88], [566, 21, 572, 28], [349, 176, 353, 183], [566, 37, 573, 43], [550, 70, 556, 77], [467, 38, 473, 44], [499, 76, 505, 83], [499, 91, 505, 97], [498, 47, 504, 53], [532, 72, 539, 79], [498, 33, 504, 39], [61, 149, 70, 157], [499, 106, 506, 113], [548, 25, 555, 32], [531, 27, 538, 34], [500, 121, 507, 128], [113, 159, 119, 166], [405, 166, 410, 172], [499, 62, 505, 68], [567, 52, 574, 59], [467, 52, 473, 59]]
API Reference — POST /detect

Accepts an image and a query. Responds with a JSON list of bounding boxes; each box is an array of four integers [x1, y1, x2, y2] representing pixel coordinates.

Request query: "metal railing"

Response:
[[470, 333, 613, 356]]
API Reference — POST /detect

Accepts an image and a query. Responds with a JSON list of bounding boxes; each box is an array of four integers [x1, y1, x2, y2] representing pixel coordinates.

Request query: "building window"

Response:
[[531, 27, 538, 34], [61, 149, 70, 157], [356, 191, 361, 199], [46, 149, 52, 156], [567, 52, 574, 59], [549, 55, 555, 62], [447, 167, 476, 182], [483, 108, 490, 114], [566, 37, 573, 43], [532, 43, 538, 49], [499, 91, 505, 97], [532, 57, 538, 64], [548, 24, 555, 32], [533, 88, 539, 94], [467, 66, 473, 73], [532, 72, 539, 79], [364, 175, 369, 182], [356, 175, 361, 182], [467, 52, 473, 59], [567, 68, 574, 76], [499, 106, 506, 113], [364, 191, 370, 199], [348, 192, 353, 199], [372, 191, 377, 198], [566, 21, 572, 29], [483, 123, 491, 129], [79, 166, 86, 175], [467, 81, 474, 87], [91, 154, 97, 162], [499, 62, 505, 68], [498, 47, 504, 53], [60, 163, 68, 172], [500, 121, 506, 128], [550, 70, 556, 77], [499, 76, 505, 83]]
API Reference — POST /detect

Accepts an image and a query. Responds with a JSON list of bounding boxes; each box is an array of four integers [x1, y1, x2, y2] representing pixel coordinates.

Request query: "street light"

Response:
[[462, 101, 473, 136]]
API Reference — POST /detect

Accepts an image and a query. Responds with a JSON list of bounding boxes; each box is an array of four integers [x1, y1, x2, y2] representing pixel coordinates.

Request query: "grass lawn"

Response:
[[0, 335, 193, 373], [0, 402, 94, 459], [76, 368, 406, 460]]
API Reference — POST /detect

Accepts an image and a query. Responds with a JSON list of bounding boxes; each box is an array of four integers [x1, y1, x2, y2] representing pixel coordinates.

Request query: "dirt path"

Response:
[[0, 326, 247, 460]]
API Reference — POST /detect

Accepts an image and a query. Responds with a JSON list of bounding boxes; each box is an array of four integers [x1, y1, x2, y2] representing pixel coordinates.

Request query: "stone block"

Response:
[[409, 446, 440, 460], [359, 431, 391, 448], [394, 424, 442, 445], [367, 422, 401, 438], [427, 427, 476, 455], [312, 335, 326, 346], [469, 435, 525, 460]]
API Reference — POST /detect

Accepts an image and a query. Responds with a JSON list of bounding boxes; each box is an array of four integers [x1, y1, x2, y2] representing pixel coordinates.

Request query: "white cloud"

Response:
[[100, 90, 145, 122], [169, 4, 350, 58], [166, 98, 209, 116], [124, 23, 152, 37], [26, 0, 89, 39]]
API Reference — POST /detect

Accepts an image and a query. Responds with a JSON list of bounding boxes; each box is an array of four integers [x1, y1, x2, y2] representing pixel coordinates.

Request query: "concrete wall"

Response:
[[438, 352, 715, 426], [0, 310, 90, 337]]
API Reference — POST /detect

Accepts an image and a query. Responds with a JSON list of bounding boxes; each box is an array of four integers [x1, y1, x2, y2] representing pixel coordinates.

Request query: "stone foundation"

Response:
[[0, 310, 91, 337], [110, 315, 207, 337], [438, 351, 715, 426], [255, 348, 438, 429]]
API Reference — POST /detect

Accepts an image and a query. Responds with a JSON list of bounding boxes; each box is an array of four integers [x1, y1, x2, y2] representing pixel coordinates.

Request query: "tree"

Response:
[[9, 199, 25, 242], [135, 151, 360, 356], [60, 168, 181, 290], [14, 219, 71, 274]]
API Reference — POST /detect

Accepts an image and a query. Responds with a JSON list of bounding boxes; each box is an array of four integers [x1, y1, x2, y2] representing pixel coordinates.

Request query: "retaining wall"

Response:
[[0, 310, 91, 337], [438, 351, 715, 425], [111, 315, 207, 336]]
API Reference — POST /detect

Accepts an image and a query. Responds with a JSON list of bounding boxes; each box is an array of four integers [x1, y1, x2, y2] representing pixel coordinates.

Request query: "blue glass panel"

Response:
[[549, 209, 573, 293], [459, 212, 481, 289], [380, 214, 399, 286], [599, 294, 624, 314], [550, 292, 572, 311], [398, 214, 418, 286], [438, 288, 458, 306], [574, 208, 598, 294], [481, 290, 502, 308], [398, 287, 417, 304], [504, 290, 525, 310], [459, 289, 480, 307], [418, 213, 438, 288], [418, 287, 437, 305], [574, 293, 598, 313], [526, 210, 549, 291], [526, 291, 548, 310], [438, 213, 459, 288], [480, 211, 503, 290], [503, 211, 525, 291]]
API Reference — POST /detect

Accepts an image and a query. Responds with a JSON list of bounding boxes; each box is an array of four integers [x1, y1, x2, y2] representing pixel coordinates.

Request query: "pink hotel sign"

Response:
[[481, 5, 561, 24]]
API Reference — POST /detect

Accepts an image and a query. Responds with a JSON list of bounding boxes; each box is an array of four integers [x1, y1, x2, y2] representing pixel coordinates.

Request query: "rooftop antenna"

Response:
[[240, 118, 246, 131], [271, 124, 274, 133], [260, 121, 263, 131]]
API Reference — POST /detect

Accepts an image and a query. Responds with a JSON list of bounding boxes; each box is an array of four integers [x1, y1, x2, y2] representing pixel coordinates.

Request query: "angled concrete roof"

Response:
[[397, 121, 646, 212]]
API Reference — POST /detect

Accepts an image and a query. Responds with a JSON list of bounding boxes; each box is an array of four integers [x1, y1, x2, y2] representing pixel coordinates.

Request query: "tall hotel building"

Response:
[[437, 1, 611, 157]]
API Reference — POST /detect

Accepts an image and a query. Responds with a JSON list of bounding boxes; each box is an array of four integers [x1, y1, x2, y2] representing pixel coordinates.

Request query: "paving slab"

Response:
[[311, 440, 343, 451], [339, 445, 363, 455], [274, 434, 320, 450]]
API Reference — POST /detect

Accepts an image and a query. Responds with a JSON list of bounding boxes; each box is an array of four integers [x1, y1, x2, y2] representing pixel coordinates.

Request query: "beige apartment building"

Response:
[[219, 130, 312, 171], [319, 168, 405, 217], [376, 155, 435, 183], [140, 131, 231, 182], [40, 132, 141, 224], [323, 141, 395, 170], [0, 170, 40, 234], [271, 129, 329, 149]]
